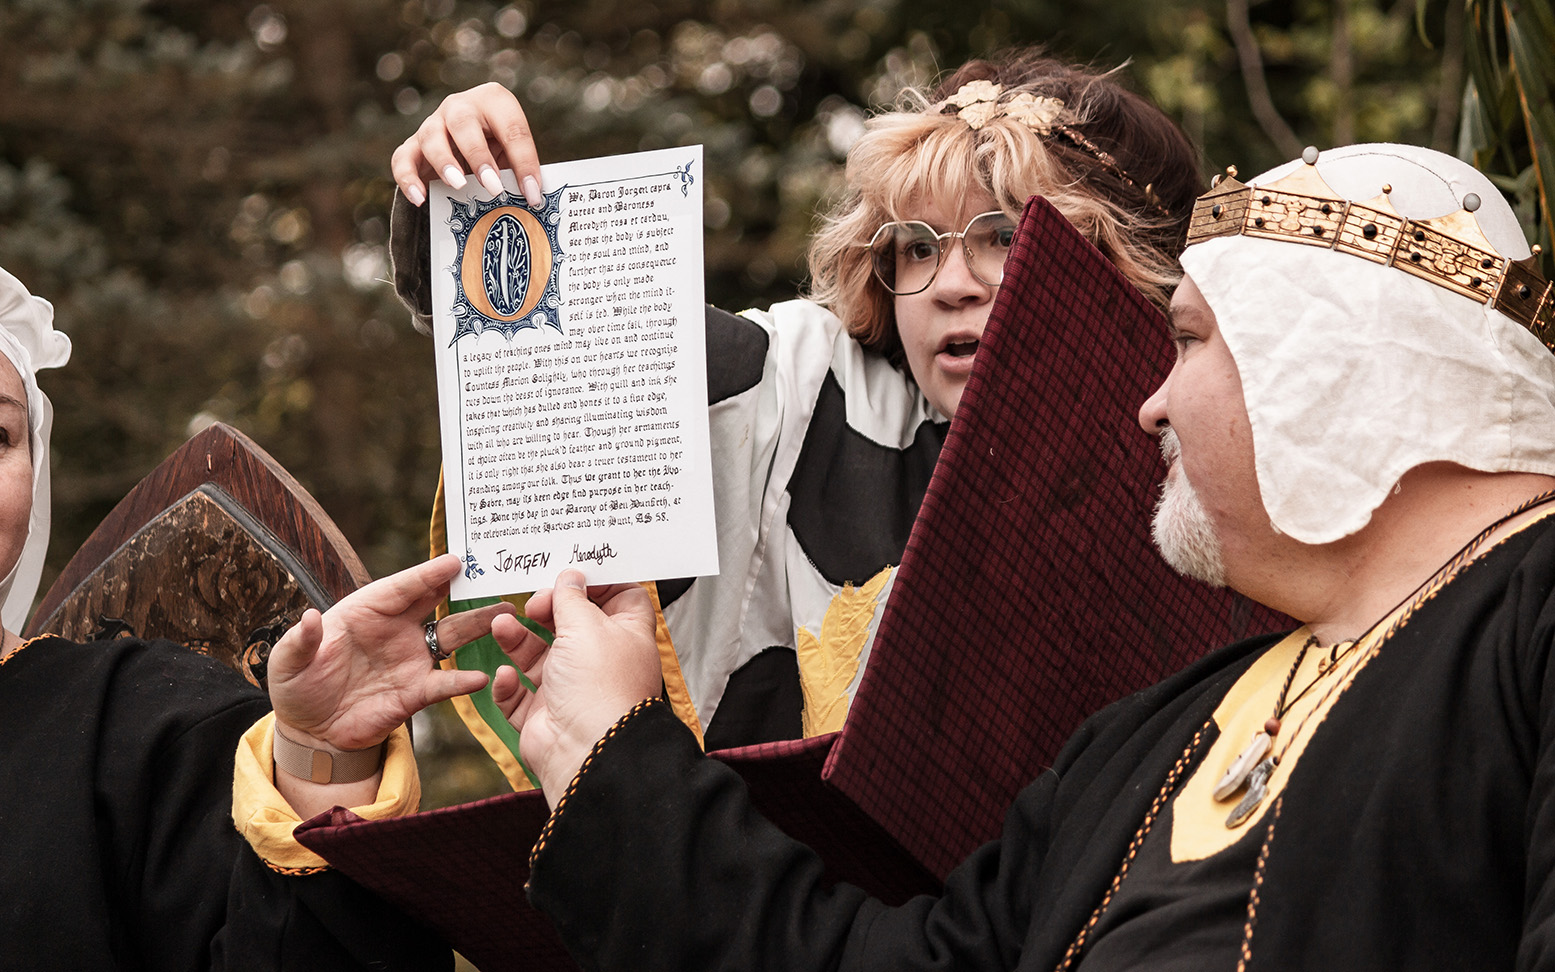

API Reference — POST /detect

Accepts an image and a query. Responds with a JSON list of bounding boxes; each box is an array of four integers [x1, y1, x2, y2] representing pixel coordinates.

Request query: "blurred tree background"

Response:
[[0, 0, 1544, 811]]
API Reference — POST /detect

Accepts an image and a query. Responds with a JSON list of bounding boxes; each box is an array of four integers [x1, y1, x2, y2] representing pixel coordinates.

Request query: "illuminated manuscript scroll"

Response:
[[429, 147, 717, 598]]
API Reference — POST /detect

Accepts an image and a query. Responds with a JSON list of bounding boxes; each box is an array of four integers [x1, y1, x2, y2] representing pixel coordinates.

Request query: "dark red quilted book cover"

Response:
[[297, 195, 1287, 969], [296, 736, 936, 972], [823, 197, 1284, 879]]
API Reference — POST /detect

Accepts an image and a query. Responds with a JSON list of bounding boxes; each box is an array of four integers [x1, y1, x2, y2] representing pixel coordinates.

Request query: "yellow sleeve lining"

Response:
[[231, 712, 420, 871]]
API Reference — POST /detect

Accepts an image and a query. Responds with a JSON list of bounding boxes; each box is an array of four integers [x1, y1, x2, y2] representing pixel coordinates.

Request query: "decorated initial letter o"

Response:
[[460, 206, 554, 322]]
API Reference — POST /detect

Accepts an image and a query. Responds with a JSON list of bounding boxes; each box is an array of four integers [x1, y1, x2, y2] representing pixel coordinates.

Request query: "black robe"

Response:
[[528, 514, 1555, 971], [0, 635, 448, 971]]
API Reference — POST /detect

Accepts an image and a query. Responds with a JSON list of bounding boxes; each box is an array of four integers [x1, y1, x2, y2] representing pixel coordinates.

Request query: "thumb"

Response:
[[271, 608, 324, 678], [547, 570, 596, 630]]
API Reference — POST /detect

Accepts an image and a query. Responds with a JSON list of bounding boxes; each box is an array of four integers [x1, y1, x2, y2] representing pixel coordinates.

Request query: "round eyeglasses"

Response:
[[867, 211, 1017, 296]]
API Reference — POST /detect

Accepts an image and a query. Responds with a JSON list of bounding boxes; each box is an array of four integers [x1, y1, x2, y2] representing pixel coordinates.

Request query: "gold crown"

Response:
[[1186, 147, 1555, 351]]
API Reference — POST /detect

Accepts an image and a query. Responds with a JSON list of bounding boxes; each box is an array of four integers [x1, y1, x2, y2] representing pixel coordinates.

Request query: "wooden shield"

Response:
[[25, 423, 370, 688]]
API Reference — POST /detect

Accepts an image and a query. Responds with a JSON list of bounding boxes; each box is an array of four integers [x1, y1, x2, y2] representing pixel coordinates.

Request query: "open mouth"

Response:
[[944, 340, 979, 358]]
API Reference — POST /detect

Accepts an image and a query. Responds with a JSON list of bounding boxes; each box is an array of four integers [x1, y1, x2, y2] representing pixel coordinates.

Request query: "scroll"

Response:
[[428, 147, 718, 599]]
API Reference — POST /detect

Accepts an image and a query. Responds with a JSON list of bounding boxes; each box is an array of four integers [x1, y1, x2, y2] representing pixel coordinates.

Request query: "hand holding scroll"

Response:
[[491, 571, 661, 805]]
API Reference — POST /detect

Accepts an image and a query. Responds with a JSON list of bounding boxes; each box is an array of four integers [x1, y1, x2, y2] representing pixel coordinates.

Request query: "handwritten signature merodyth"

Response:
[[570, 541, 618, 565]]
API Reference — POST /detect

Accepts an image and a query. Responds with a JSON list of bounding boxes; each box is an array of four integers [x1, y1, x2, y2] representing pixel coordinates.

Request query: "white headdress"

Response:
[[0, 267, 72, 631], [1180, 143, 1555, 544]]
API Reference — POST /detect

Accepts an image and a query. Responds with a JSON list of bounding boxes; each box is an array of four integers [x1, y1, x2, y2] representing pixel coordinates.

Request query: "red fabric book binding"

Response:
[[822, 196, 1285, 880]]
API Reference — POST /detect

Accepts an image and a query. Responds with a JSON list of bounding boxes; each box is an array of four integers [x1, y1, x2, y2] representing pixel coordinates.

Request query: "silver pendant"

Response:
[[1225, 758, 1273, 827], [1213, 730, 1271, 802]]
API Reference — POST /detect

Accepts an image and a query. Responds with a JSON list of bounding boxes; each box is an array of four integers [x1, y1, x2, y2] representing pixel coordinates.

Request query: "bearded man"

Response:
[[479, 143, 1555, 971]]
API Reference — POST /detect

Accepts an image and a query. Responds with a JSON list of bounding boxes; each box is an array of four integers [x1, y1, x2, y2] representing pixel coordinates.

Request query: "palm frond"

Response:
[[1458, 0, 1555, 275]]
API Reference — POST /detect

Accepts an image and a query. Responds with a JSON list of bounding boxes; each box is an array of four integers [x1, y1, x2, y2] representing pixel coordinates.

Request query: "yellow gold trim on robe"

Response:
[[442, 650, 534, 791], [232, 713, 418, 871], [646, 580, 705, 748], [1172, 502, 1555, 861], [431, 467, 448, 590], [1170, 628, 1327, 860], [798, 567, 893, 737], [432, 469, 535, 791], [1172, 618, 1398, 860]]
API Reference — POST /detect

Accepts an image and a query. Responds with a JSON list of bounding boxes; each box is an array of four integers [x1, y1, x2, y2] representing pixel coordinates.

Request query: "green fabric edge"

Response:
[[448, 595, 550, 790]]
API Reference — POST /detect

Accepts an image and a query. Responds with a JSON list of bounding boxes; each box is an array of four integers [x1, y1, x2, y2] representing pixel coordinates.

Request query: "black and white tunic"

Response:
[[660, 300, 946, 749]]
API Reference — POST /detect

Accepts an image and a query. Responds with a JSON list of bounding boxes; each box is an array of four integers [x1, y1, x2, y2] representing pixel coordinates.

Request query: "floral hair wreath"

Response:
[[933, 79, 1169, 217]]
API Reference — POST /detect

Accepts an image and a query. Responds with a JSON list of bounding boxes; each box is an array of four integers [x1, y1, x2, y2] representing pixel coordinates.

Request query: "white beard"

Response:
[[1151, 428, 1227, 587]]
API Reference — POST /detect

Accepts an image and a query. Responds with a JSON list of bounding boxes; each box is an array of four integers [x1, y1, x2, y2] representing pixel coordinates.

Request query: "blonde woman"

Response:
[[390, 50, 1203, 755]]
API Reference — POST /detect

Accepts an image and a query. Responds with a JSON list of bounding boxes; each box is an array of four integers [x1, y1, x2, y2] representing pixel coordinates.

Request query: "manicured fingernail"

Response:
[[441, 164, 467, 190], [522, 175, 543, 208], [403, 183, 426, 207], [478, 165, 503, 196]]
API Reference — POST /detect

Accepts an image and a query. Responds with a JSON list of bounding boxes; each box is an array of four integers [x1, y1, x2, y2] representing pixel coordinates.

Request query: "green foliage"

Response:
[[1451, 0, 1555, 275]]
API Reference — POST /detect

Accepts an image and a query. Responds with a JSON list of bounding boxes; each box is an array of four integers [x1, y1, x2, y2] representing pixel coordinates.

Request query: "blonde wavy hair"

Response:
[[806, 53, 1204, 366]]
